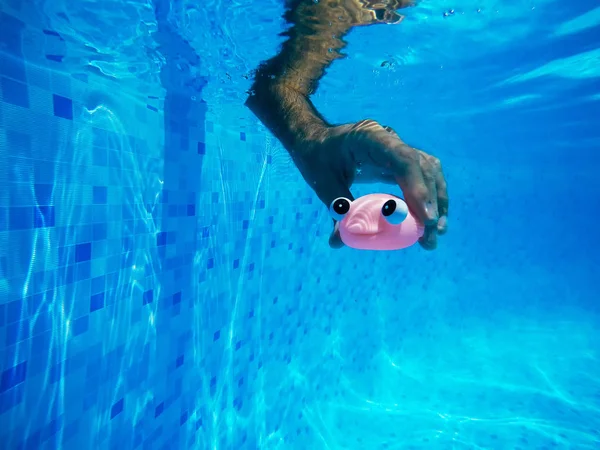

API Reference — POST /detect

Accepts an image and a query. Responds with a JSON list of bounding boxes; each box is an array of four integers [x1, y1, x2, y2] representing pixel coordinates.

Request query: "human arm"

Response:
[[245, 0, 448, 249]]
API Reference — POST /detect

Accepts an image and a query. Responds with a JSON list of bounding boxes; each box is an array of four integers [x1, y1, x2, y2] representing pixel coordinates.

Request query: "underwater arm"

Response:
[[245, 0, 408, 154], [246, 0, 448, 251]]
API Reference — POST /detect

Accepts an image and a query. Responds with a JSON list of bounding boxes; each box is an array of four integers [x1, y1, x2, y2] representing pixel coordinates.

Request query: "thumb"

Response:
[[314, 180, 354, 250], [329, 221, 345, 249]]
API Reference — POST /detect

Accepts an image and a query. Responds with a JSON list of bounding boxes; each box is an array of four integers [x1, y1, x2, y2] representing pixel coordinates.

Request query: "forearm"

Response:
[[245, 1, 354, 152], [246, 1, 407, 152]]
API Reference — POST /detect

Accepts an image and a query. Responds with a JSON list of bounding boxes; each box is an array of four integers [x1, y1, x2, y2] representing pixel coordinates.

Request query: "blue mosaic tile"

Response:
[[1, 361, 27, 393], [75, 242, 92, 262], [1, 76, 29, 108], [52, 94, 73, 119], [92, 186, 107, 204], [111, 398, 124, 419], [90, 293, 104, 312], [33, 205, 55, 228]]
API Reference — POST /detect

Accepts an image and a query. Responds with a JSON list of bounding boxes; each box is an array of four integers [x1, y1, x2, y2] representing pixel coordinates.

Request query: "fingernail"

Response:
[[437, 216, 448, 233], [424, 201, 438, 222]]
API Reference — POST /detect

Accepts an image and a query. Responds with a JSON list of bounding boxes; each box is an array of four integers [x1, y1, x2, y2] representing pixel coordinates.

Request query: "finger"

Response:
[[383, 125, 402, 140], [392, 147, 438, 226], [419, 226, 438, 250], [434, 162, 449, 235], [383, 127, 445, 243], [313, 176, 354, 250], [414, 150, 447, 236], [329, 221, 345, 249]]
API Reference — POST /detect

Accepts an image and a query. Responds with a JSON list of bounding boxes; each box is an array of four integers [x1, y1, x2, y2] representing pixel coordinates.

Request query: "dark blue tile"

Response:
[[53, 94, 73, 120], [180, 412, 188, 425], [34, 205, 55, 228], [175, 355, 184, 367], [143, 290, 153, 305], [75, 243, 91, 262], [240, 132, 246, 141], [233, 259, 239, 269], [0, 361, 27, 393], [93, 186, 107, 204], [72, 315, 89, 336], [46, 54, 64, 62], [207, 258, 214, 269], [187, 204, 195, 216], [1, 76, 29, 108], [213, 330, 220, 341], [202, 227, 209, 238], [156, 231, 167, 246], [197, 142, 205, 155], [155, 402, 164, 418], [90, 293, 104, 312], [172, 292, 181, 305], [42, 29, 62, 38], [111, 398, 124, 418]]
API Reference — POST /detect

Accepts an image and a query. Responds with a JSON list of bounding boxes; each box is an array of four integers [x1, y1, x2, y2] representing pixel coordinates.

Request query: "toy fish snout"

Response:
[[345, 210, 380, 235]]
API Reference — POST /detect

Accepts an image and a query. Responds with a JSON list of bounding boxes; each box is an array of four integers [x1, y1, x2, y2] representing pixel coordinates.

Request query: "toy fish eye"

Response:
[[329, 197, 352, 221], [381, 199, 408, 225]]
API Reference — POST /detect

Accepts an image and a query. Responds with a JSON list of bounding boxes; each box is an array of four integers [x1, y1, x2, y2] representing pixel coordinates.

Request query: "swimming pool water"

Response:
[[1, 0, 599, 449]]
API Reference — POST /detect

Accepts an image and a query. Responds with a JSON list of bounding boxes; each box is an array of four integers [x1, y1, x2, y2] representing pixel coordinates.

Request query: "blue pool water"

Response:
[[1, 0, 600, 448]]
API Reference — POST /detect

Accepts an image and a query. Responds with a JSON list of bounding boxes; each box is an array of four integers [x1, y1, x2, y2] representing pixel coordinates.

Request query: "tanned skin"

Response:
[[246, 0, 448, 250]]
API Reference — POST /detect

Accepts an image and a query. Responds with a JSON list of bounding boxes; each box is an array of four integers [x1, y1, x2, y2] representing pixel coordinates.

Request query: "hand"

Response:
[[295, 119, 449, 250]]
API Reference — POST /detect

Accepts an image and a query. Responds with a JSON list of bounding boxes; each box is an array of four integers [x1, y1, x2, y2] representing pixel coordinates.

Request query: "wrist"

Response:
[[247, 81, 332, 153]]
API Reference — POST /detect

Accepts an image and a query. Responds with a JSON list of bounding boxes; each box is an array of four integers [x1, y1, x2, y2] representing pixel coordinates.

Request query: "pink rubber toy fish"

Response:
[[329, 194, 424, 250]]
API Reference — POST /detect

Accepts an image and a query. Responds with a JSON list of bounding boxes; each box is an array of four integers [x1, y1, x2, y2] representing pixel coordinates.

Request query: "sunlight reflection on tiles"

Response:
[[553, 7, 600, 37], [501, 48, 600, 84]]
